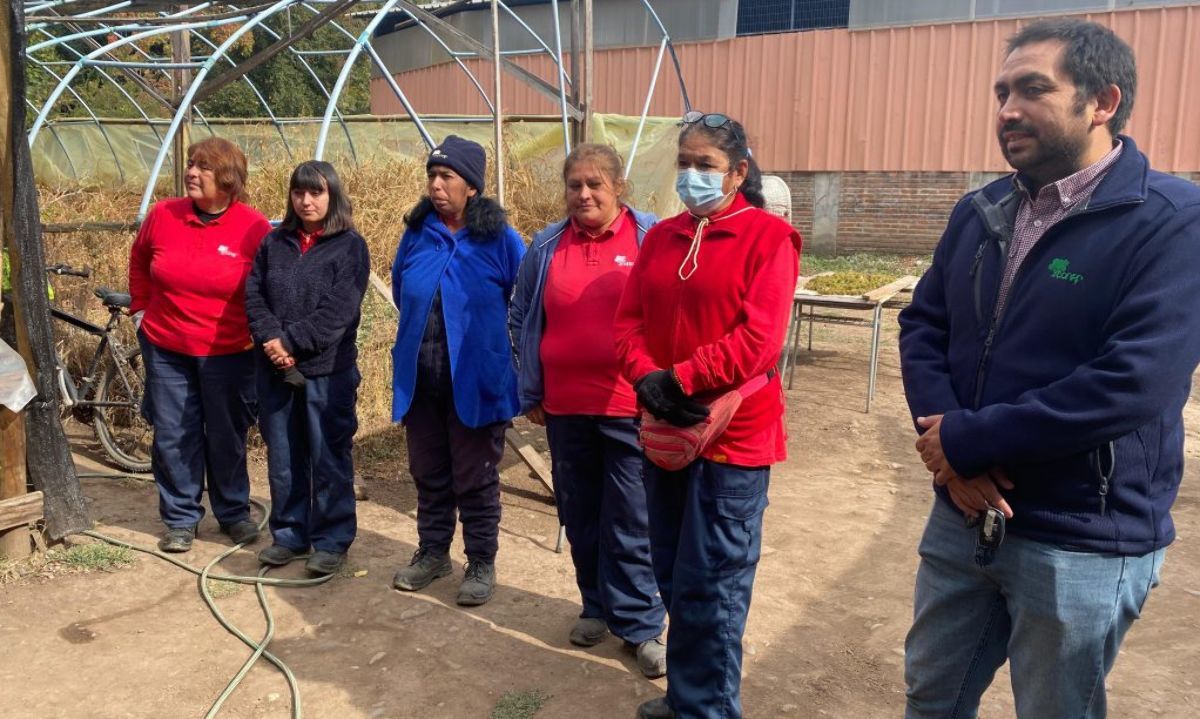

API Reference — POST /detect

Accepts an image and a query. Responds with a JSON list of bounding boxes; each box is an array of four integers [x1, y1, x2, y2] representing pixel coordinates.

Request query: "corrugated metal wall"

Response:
[[370, 5, 1200, 172]]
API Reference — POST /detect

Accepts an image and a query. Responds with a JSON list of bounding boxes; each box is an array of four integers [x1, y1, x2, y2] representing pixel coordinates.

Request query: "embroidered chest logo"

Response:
[[614, 254, 635, 268], [1047, 258, 1083, 285], [217, 244, 239, 259]]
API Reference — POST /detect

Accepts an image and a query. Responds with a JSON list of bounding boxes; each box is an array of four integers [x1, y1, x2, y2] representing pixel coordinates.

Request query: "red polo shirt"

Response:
[[540, 207, 640, 417], [129, 198, 271, 356]]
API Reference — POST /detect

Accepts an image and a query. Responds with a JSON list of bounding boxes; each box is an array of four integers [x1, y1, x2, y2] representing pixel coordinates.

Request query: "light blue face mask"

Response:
[[676, 169, 732, 216]]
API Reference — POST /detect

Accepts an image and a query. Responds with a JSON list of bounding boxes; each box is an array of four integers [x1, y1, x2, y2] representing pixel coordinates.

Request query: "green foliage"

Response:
[[491, 690, 549, 719], [803, 252, 930, 277]]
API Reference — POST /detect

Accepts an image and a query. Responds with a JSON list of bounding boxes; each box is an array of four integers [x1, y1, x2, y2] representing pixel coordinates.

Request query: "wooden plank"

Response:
[[862, 275, 919, 304], [0, 491, 43, 533], [0, 407, 30, 558], [368, 271, 396, 311], [504, 429, 554, 497]]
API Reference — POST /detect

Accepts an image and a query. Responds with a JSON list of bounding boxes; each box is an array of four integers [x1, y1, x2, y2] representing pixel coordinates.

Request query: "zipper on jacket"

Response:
[[1095, 441, 1114, 516], [969, 239, 988, 325]]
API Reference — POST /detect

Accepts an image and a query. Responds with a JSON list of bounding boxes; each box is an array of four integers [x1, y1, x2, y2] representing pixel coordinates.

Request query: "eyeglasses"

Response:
[[680, 111, 732, 130]]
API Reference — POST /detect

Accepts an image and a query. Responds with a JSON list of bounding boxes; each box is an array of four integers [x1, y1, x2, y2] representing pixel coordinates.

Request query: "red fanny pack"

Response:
[[639, 372, 774, 471]]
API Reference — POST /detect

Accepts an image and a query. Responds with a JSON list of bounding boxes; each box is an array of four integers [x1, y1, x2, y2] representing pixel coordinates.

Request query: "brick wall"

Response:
[[836, 172, 968, 254], [774, 172, 815, 242]]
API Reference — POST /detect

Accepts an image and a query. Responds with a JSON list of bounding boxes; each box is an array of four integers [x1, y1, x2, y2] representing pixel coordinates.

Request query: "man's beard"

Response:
[[998, 117, 1091, 183]]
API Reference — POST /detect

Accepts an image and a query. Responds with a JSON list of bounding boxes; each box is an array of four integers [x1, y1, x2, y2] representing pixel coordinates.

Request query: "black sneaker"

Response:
[[158, 526, 196, 553], [392, 548, 452, 591], [219, 520, 259, 545], [305, 550, 345, 576], [456, 559, 495, 606], [258, 544, 301, 566], [635, 698, 676, 719]]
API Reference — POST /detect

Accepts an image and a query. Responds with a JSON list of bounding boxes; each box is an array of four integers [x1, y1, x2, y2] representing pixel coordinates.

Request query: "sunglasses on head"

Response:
[[680, 111, 733, 130]]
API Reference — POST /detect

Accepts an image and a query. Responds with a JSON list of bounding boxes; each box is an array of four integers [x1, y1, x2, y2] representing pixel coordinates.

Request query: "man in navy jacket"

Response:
[[899, 19, 1200, 718]]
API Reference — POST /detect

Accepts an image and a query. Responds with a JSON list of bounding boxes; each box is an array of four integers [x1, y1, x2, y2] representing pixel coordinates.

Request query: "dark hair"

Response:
[[678, 116, 765, 209], [187, 137, 248, 202], [562, 143, 629, 200], [1006, 19, 1137, 134], [280, 160, 355, 235], [404, 194, 509, 242]]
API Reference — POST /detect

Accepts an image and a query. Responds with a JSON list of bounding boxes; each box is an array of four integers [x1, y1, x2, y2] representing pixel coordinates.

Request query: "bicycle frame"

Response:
[[51, 304, 135, 410]]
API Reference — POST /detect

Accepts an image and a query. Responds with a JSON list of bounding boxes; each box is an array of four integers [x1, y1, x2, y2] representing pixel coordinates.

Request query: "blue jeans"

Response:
[[905, 498, 1165, 719], [139, 335, 256, 529], [257, 362, 360, 554], [644, 458, 769, 719], [545, 414, 665, 644]]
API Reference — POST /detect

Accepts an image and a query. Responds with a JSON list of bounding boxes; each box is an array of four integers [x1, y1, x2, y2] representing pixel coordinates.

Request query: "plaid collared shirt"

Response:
[[993, 141, 1124, 318]]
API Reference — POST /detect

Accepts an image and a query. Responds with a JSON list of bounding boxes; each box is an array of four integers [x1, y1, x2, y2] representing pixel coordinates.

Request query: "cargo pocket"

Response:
[[708, 465, 770, 570]]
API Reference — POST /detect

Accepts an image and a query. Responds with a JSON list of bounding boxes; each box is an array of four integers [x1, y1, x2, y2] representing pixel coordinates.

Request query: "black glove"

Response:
[[635, 370, 710, 427], [282, 364, 307, 389]]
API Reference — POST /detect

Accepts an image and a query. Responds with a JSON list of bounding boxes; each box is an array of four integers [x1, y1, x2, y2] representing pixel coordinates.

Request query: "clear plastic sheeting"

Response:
[[30, 114, 688, 219], [0, 339, 37, 413]]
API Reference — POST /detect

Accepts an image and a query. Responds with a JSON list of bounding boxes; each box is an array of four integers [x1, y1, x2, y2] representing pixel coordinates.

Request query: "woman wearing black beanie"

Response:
[[389, 135, 526, 606]]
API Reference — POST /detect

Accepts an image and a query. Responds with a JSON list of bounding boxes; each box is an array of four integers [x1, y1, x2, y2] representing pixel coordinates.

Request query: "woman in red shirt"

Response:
[[509, 144, 665, 678], [129, 137, 271, 554], [614, 114, 802, 719]]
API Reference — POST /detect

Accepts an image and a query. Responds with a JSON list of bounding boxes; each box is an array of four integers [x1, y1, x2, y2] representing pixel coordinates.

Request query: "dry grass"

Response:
[[37, 155, 567, 435]]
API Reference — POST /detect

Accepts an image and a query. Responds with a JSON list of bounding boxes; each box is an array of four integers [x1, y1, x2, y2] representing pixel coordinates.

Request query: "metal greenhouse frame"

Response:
[[23, 0, 691, 221]]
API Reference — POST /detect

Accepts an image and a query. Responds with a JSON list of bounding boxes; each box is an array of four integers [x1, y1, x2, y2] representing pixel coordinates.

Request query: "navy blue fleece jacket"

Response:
[[245, 226, 370, 377], [899, 136, 1200, 554]]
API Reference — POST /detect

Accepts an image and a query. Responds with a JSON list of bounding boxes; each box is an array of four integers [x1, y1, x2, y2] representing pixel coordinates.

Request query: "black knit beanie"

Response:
[[427, 135, 487, 193]]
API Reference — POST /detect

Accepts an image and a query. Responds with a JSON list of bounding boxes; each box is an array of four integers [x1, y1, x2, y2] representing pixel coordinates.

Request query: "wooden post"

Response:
[[0, 407, 30, 559], [581, 0, 594, 143], [569, 0, 582, 146], [171, 7, 191, 197], [1, 1, 90, 540], [490, 0, 504, 202]]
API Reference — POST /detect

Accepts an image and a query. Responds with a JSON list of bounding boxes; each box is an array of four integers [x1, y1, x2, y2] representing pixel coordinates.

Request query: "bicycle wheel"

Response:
[[94, 347, 152, 473]]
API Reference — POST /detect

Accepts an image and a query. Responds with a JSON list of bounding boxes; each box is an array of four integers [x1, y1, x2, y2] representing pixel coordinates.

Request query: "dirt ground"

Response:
[[2, 313, 1199, 718]]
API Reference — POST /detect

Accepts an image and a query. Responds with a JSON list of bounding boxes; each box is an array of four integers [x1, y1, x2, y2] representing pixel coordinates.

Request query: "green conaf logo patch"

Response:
[[1048, 258, 1084, 285]]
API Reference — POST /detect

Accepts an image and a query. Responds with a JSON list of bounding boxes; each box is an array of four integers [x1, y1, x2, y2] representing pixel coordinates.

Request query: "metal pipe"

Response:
[[137, 0, 304, 220], [499, 0, 570, 86], [625, 36, 667, 178], [364, 43, 435, 149], [549, 0, 570, 155], [314, 0, 403, 161], [491, 0, 504, 201]]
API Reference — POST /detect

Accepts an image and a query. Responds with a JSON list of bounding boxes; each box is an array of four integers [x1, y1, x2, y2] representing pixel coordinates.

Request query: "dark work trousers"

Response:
[[403, 381, 506, 562], [644, 458, 770, 719], [139, 334, 256, 529], [545, 414, 665, 644], [257, 360, 360, 554]]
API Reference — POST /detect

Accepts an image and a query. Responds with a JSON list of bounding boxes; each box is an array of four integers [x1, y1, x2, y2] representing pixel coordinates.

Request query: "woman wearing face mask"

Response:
[[614, 112, 802, 719], [509, 144, 666, 677], [244, 161, 370, 575], [129, 137, 271, 554], [390, 136, 526, 607]]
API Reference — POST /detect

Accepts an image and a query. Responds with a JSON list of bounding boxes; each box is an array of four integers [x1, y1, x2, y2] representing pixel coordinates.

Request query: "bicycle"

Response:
[[44, 263, 151, 473]]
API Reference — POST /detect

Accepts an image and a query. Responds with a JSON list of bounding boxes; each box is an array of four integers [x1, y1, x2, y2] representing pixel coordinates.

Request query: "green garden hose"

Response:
[[75, 479, 332, 719]]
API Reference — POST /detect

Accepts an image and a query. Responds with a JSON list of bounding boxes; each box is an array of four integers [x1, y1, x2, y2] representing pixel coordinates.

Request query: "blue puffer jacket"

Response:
[[391, 207, 526, 428], [508, 207, 657, 413], [899, 136, 1200, 555]]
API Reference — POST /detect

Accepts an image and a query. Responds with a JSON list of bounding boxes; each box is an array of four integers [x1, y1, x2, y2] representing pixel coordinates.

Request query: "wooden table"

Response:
[[779, 276, 918, 412]]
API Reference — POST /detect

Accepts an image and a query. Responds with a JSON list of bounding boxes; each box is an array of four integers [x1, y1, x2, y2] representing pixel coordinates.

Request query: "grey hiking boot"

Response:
[[456, 559, 496, 606], [635, 697, 675, 719], [158, 526, 196, 553], [569, 617, 609, 647], [392, 548, 452, 591], [624, 637, 667, 678]]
